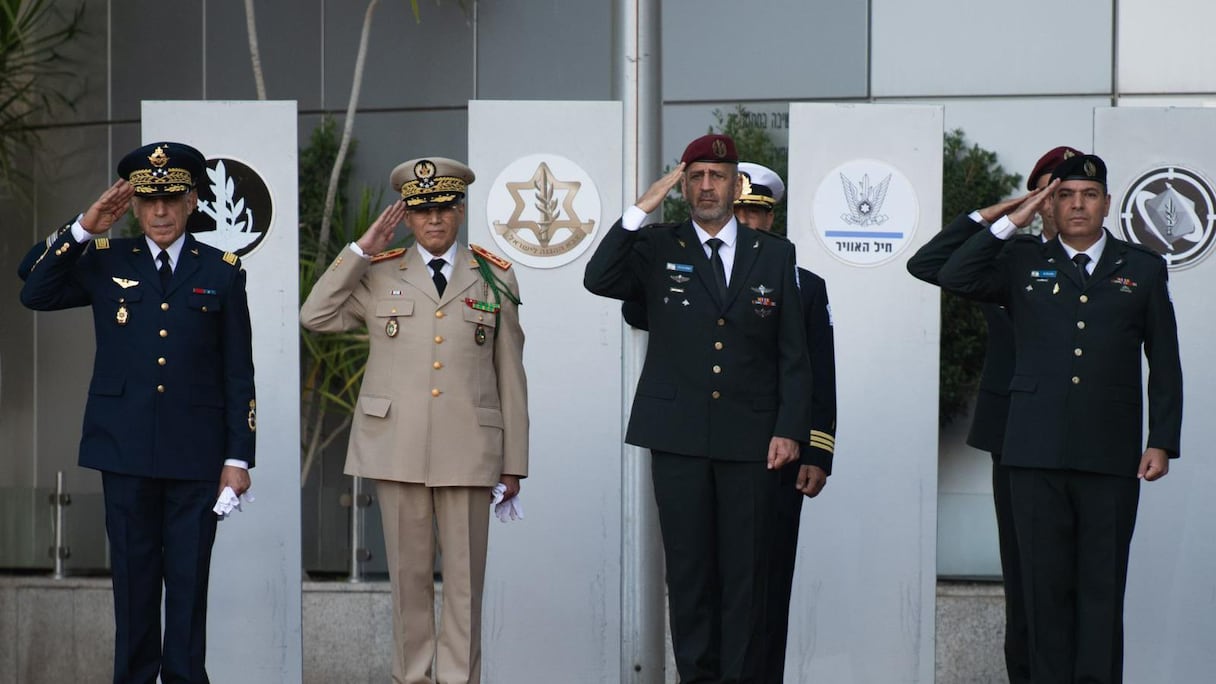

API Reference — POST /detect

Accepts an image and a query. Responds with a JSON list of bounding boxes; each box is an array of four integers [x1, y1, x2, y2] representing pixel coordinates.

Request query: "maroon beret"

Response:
[[1027, 146, 1083, 190], [681, 134, 738, 165]]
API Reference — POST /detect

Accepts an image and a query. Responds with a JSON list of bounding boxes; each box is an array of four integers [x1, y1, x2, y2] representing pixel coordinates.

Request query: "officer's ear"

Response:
[[187, 189, 199, 214]]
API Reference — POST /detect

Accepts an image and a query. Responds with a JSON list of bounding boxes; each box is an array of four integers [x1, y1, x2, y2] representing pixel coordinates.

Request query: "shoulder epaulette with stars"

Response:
[[470, 243, 511, 270], [223, 252, 239, 266], [94, 238, 110, 250], [370, 247, 407, 264]]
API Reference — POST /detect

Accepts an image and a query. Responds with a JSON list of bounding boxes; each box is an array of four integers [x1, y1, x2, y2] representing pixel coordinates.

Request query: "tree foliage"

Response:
[[0, 0, 85, 190], [298, 118, 379, 485], [938, 129, 1022, 425]]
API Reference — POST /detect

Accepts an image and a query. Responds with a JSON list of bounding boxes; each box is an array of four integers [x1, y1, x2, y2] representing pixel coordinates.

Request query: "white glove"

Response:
[[213, 486, 255, 520], [490, 483, 525, 523]]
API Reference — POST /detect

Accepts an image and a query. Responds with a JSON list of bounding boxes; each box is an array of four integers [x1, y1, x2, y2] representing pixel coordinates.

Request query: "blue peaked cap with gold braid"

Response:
[[117, 142, 206, 197]]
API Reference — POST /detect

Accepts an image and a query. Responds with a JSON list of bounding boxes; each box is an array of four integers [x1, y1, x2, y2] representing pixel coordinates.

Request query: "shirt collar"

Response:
[[145, 233, 186, 266], [1058, 230, 1107, 266], [424, 242, 459, 267], [692, 218, 738, 249]]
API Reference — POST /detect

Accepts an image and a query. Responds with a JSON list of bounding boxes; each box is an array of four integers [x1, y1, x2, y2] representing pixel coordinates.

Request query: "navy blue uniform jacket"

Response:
[[585, 219, 812, 461], [937, 228, 1182, 477], [20, 227, 256, 480]]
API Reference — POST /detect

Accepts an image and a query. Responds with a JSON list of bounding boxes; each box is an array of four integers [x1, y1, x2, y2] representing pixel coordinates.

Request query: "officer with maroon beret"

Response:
[[585, 134, 812, 683], [908, 145, 1081, 684]]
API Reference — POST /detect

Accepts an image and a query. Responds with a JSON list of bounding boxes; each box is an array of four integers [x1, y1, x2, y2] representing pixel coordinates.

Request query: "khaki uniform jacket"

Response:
[[300, 243, 528, 486]]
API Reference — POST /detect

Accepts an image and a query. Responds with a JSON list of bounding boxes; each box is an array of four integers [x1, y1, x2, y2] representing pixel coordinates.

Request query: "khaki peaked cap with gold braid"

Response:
[[390, 157, 476, 208]]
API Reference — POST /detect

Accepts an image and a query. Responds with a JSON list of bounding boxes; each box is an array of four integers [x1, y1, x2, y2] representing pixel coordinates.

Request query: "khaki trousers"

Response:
[[376, 481, 490, 684]]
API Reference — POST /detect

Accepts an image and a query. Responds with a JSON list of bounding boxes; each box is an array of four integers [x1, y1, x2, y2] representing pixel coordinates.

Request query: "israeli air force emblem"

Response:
[[188, 157, 273, 258], [1118, 165, 1216, 271], [487, 154, 601, 269], [812, 159, 918, 267]]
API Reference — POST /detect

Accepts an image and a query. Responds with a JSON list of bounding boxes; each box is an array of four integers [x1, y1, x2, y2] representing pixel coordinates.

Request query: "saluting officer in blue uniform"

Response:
[[20, 142, 256, 684]]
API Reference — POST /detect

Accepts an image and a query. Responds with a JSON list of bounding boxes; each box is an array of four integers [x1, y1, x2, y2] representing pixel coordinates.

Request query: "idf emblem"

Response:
[[712, 139, 727, 158], [1118, 165, 1216, 270], [487, 154, 602, 269]]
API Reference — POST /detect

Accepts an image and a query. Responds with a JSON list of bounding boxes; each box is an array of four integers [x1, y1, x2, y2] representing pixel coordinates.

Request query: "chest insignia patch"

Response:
[[666, 262, 694, 273], [751, 284, 774, 296], [669, 274, 690, 284], [112, 277, 139, 289]]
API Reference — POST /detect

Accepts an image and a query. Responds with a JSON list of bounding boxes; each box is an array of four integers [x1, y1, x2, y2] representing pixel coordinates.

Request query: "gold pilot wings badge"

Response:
[[112, 277, 140, 289]]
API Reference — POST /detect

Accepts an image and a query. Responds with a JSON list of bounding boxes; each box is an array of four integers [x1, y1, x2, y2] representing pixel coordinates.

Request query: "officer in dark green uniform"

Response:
[[937, 154, 1182, 684], [907, 145, 1082, 684], [585, 134, 812, 683]]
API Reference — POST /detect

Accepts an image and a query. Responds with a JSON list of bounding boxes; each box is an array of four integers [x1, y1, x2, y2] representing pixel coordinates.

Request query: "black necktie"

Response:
[[429, 258, 447, 297], [158, 251, 172, 289], [706, 238, 727, 299], [1072, 253, 1091, 285]]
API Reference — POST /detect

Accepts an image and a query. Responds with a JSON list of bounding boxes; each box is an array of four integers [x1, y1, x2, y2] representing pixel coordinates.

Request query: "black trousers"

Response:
[[651, 451, 778, 684], [992, 454, 1031, 684], [760, 461, 802, 684], [1007, 467, 1140, 684], [102, 472, 219, 684]]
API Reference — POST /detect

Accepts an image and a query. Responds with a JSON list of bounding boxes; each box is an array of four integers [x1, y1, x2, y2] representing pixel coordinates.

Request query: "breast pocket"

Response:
[[462, 304, 498, 329], [187, 292, 222, 313]]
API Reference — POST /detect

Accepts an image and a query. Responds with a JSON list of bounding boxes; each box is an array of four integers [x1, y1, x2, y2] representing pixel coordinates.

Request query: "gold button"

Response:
[[434, 335, 444, 344], [433, 361, 443, 370], [161, 302, 169, 311], [1076, 321, 1085, 330], [157, 357, 166, 366], [1072, 376, 1081, 385], [201, 306, 207, 312], [717, 318, 726, 326], [478, 314, 484, 321], [711, 391, 721, 399], [431, 388, 441, 397], [159, 329, 168, 338], [712, 365, 722, 374], [1074, 348, 1083, 357], [435, 311, 444, 318], [391, 308, 398, 314], [1079, 295, 1088, 303], [156, 385, 165, 393], [714, 342, 723, 350]]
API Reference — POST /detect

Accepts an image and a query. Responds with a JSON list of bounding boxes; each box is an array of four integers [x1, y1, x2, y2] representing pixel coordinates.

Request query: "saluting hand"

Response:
[[1137, 447, 1169, 481], [355, 201, 407, 255], [635, 163, 686, 215], [977, 192, 1034, 225], [767, 436, 799, 470], [1006, 178, 1060, 228], [795, 465, 827, 498], [81, 180, 135, 234]]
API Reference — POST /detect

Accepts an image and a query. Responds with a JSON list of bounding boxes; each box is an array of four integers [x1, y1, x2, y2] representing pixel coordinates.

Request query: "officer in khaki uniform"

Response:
[[300, 157, 527, 684]]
